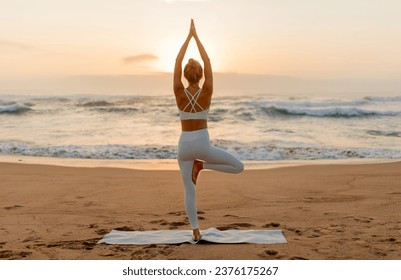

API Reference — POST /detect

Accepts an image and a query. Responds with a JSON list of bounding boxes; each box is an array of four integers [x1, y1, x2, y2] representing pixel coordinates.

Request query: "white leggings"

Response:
[[177, 129, 244, 229]]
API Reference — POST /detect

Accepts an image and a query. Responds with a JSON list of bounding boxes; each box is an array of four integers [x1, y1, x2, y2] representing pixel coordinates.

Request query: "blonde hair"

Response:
[[184, 58, 203, 84]]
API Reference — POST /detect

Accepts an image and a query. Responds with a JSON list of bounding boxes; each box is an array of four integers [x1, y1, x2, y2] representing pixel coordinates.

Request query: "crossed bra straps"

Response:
[[178, 88, 209, 120]]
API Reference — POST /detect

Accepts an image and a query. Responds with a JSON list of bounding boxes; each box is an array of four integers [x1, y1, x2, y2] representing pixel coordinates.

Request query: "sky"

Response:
[[1, 0, 401, 95]]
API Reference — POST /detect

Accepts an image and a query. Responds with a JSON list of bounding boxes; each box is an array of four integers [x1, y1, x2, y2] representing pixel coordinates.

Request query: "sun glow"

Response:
[[156, 37, 221, 73]]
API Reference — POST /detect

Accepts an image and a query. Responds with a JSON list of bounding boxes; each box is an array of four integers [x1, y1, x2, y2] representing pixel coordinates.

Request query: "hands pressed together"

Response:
[[188, 19, 198, 39]]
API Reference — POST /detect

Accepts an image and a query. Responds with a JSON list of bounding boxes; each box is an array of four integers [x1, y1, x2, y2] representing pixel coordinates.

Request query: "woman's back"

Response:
[[175, 87, 212, 114]]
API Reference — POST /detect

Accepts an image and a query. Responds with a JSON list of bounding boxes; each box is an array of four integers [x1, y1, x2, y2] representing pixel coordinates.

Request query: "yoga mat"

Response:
[[98, 228, 287, 245]]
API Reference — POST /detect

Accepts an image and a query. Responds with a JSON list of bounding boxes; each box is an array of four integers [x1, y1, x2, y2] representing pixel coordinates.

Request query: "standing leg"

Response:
[[178, 159, 199, 230]]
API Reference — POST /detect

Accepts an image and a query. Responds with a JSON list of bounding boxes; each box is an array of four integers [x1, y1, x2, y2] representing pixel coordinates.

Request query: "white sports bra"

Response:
[[178, 88, 209, 120]]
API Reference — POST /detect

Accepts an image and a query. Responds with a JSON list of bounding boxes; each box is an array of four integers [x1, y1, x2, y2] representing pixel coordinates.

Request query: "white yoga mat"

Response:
[[98, 228, 287, 245]]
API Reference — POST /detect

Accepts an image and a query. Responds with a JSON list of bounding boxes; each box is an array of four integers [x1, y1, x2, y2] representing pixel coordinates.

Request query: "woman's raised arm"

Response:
[[192, 20, 213, 94], [173, 21, 193, 94]]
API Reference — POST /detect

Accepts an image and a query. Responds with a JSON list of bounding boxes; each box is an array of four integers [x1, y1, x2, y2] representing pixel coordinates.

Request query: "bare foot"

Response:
[[192, 228, 201, 241], [192, 160, 203, 185]]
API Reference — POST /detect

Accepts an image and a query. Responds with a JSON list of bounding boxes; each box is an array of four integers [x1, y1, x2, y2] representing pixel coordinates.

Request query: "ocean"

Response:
[[1, 93, 401, 161]]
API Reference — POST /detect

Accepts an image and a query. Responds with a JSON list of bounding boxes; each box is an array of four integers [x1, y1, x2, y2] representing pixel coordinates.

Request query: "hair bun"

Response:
[[184, 58, 203, 84], [188, 58, 195, 66]]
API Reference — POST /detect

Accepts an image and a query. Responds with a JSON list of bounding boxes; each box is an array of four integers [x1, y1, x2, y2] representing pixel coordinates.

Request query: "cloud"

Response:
[[0, 39, 35, 50], [122, 54, 159, 64]]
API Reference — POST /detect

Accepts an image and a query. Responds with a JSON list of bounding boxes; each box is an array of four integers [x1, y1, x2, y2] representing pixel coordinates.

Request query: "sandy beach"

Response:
[[0, 160, 400, 260]]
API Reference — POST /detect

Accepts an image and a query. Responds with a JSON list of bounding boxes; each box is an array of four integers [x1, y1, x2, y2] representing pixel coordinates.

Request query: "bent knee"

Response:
[[233, 161, 244, 173]]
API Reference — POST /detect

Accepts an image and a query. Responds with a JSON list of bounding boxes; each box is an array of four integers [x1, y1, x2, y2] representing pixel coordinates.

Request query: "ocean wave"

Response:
[[28, 96, 71, 102], [213, 108, 229, 114], [231, 108, 256, 121], [364, 95, 401, 102], [367, 130, 401, 138], [78, 100, 114, 107], [0, 104, 32, 114], [260, 105, 399, 117], [251, 99, 369, 109], [0, 142, 177, 159], [212, 141, 401, 160], [94, 107, 139, 114], [0, 100, 17, 106]]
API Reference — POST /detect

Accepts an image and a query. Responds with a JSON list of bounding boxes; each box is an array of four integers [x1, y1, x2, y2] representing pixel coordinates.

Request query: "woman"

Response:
[[174, 19, 244, 241]]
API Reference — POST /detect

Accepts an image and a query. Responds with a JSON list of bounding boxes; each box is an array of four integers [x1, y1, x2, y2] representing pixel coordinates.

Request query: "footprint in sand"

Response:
[[95, 229, 110, 235], [131, 250, 158, 260], [99, 253, 118, 257], [224, 214, 239, 218], [115, 226, 144, 231], [169, 222, 188, 230], [130, 244, 173, 260], [159, 246, 174, 256], [109, 245, 131, 253], [282, 226, 302, 236], [37, 238, 100, 251], [167, 211, 185, 216], [89, 222, 113, 235], [232, 223, 254, 227], [380, 237, 397, 243], [343, 215, 373, 224], [263, 222, 280, 228], [0, 250, 32, 260], [257, 250, 287, 260], [217, 223, 255, 231], [374, 251, 387, 257], [22, 236, 41, 243], [264, 249, 278, 256], [169, 221, 189, 227], [307, 229, 321, 238], [150, 218, 190, 229], [3, 205, 23, 210], [290, 256, 308, 260], [150, 219, 169, 226], [353, 217, 373, 223]]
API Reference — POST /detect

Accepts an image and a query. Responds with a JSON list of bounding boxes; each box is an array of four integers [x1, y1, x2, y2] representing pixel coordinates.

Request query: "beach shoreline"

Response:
[[0, 159, 400, 260], [0, 154, 398, 170]]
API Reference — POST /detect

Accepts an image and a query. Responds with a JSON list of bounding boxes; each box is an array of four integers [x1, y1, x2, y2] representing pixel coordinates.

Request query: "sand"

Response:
[[0, 160, 400, 260]]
